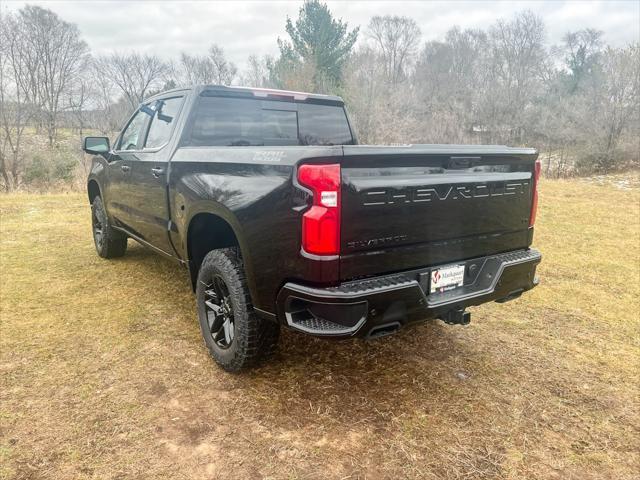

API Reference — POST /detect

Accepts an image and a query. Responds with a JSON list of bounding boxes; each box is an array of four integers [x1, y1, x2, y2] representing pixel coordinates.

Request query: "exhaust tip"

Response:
[[366, 322, 402, 339]]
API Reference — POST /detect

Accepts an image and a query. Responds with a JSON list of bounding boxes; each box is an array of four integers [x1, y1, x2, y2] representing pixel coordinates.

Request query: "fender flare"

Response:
[[182, 201, 258, 303]]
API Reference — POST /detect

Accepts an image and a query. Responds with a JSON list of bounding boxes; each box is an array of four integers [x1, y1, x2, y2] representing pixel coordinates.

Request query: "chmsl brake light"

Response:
[[297, 163, 341, 256], [529, 159, 541, 227]]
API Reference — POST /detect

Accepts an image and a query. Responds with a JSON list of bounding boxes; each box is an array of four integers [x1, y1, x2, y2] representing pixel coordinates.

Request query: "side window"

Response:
[[118, 111, 147, 151], [145, 97, 184, 149], [188, 97, 262, 146], [186, 96, 299, 147]]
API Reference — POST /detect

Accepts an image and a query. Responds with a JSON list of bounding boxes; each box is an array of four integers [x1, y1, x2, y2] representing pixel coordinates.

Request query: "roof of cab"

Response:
[[144, 84, 344, 105], [197, 84, 344, 104]]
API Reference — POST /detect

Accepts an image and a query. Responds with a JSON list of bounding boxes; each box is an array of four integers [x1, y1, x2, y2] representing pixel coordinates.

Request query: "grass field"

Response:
[[1, 175, 639, 479]]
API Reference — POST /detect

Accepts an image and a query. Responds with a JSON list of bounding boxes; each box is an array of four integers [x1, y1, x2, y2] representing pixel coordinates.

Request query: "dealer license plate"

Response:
[[429, 264, 465, 294]]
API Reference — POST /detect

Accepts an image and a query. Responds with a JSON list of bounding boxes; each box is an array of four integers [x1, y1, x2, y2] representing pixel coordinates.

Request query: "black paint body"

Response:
[[87, 85, 541, 337]]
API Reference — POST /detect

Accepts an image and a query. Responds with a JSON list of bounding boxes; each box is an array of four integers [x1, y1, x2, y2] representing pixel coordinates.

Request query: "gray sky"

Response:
[[4, 0, 639, 70]]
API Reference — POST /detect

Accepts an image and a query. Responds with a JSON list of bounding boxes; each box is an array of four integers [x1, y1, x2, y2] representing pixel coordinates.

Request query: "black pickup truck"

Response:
[[83, 85, 541, 371]]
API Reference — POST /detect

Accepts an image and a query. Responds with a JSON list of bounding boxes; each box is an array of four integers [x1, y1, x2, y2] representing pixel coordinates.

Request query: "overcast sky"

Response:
[[3, 1, 639, 70]]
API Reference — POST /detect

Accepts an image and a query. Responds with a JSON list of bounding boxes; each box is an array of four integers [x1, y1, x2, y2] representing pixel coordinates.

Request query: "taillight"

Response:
[[297, 163, 341, 256], [529, 159, 541, 227]]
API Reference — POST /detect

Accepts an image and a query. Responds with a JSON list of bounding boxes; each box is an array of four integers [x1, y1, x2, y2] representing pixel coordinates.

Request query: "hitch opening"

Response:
[[440, 309, 471, 325]]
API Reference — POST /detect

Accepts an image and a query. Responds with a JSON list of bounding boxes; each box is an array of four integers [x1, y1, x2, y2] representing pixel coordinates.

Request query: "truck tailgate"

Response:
[[339, 145, 538, 281]]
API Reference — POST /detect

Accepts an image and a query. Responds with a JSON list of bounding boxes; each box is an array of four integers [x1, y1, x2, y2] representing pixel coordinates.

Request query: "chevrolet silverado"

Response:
[[83, 85, 542, 372]]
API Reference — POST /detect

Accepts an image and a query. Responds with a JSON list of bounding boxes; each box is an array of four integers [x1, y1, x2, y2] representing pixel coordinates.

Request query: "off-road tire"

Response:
[[91, 196, 127, 258], [196, 248, 279, 372]]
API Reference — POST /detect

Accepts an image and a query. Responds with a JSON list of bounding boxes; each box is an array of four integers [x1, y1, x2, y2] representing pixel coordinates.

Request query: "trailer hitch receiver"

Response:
[[440, 309, 471, 325]]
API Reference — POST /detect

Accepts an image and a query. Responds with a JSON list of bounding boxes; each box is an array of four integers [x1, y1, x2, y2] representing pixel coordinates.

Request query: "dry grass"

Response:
[[1, 175, 639, 479]]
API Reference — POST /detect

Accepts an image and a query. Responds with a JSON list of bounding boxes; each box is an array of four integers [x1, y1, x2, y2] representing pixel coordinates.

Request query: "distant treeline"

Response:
[[1, 2, 638, 190]]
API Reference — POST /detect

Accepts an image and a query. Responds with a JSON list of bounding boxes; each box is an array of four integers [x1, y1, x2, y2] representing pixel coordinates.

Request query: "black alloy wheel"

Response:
[[195, 248, 280, 372], [202, 275, 235, 349]]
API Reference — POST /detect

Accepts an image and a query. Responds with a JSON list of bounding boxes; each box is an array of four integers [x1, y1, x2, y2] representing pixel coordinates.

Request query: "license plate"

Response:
[[430, 264, 465, 293]]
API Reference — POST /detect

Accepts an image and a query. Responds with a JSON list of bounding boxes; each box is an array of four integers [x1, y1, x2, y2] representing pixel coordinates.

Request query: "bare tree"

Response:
[[342, 47, 387, 143], [66, 76, 90, 136], [174, 44, 237, 87], [0, 12, 42, 190], [87, 59, 128, 135], [367, 15, 421, 85], [584, 45, 640, 171], [94, 52, 168, 110], [177, 53, 212, 86], [415, 28, 488, 142], [561, 28, 604, 93], [17, 5, 89, 146], [484, 10, 547, 143], [208, 45, 237, 84], [241, 54, 272, 87]]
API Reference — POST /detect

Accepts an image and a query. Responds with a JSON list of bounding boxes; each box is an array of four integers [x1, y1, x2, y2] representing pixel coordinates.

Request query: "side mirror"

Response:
[[83, 136, 110, 155]]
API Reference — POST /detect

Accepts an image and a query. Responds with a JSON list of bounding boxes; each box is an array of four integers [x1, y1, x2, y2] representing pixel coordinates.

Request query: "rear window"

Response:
[[184, 96, 353, 147]]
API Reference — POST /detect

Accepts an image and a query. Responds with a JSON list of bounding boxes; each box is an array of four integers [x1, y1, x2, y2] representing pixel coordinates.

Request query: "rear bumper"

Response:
[[276, 249, 541, 338]]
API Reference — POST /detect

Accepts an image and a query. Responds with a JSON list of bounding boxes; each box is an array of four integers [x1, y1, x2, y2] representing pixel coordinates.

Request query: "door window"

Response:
[[186, 96, 299, 146], [145, 97, 184, 149], [118, 110, 147, 151]]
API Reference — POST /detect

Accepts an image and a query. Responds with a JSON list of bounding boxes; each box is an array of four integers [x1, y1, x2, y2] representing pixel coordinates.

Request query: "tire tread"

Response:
[[197, 248, 279, 372], [92, 197, 127, 258]]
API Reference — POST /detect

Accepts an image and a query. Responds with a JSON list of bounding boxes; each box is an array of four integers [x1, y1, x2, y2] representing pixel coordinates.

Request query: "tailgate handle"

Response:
[[448, 156, 480, 169]]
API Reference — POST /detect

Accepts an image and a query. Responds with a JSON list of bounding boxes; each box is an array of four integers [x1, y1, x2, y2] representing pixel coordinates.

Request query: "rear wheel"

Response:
[[91, 196, 127, 258], [196, 248, 279, 372]]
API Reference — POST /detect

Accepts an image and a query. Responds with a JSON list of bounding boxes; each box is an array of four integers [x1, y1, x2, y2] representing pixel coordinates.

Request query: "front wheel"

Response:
[[91, 196, 127, 258], [196, 248, 279, 372]]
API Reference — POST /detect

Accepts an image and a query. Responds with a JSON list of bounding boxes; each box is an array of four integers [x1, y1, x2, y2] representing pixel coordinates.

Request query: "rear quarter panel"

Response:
[[168, 146, 343, 313]]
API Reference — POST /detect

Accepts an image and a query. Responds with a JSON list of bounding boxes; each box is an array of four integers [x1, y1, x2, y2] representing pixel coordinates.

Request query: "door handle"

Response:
[[121, 165, 131, 173], [151, 167, 165, 178]]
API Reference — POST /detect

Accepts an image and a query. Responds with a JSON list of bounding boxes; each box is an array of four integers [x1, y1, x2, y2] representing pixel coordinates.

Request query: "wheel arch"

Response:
[[88, 178, 101, 203], [186, 211, 254, 297]]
